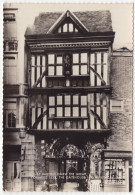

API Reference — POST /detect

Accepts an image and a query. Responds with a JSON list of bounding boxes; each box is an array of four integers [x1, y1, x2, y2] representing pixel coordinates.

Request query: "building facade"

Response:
[[3, 9, 133, 192]]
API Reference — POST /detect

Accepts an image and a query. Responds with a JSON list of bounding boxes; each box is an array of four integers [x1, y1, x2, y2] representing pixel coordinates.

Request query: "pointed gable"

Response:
[[47, 10, 89, 34], [25, 10, 113, 36]]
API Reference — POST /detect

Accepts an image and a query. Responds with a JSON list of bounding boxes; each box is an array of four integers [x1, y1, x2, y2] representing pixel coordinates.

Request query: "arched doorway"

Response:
[[57, 144, 88, 191], [67, 167, 77, 182]]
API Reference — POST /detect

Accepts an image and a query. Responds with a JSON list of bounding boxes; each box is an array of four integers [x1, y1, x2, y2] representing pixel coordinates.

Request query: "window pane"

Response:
[[63, 23, 68, 32], [48, 120, 52, 129], [48, 54, 55, 64], [54, 121, 58, 129], [58, 27, 61, 33], [104, 53, 108, 64], [81, 65, 87, 75], [57, 107, 63, 117], [81, 108, 87, 117], [37, 56, 40, 66], [75, 28, 78, 32], [64, 121, 71, 128], [57, 96, 62, 105], [8, 113, 16, 127], [69, 23, 73, 32], [56, 66, 63, 76], [48, 66, 54, 75], [78, 121, 82, 129], [57, 56, 62, 64], [31, 56, 35, 66], [73, 95, 79, 105], [49, 96, 55, 106], [81, 53, 87, 63], [73, 107, 79, 117], [65, 107, 71, 117], [81, 96, 87, 105], [73, 65, 79, 75], [84, 120, 88, 129], [91, 53, 95, 64], [97, 53, 101, 64], [73, 54, 79, 63], [49, 108, 55, 117], [65, 95, 71, 105]]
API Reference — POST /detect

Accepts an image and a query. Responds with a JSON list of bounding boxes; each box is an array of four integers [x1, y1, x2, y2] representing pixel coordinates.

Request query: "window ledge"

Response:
[[48, 116, 88, 119]]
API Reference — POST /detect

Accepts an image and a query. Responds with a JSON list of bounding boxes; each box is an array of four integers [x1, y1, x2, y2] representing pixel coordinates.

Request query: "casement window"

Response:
[[4, 99, 16, 128], [110, 99, 124, 112], [4, 55, 17, 84], [58, 22, 78, 33], [104, 159, 126, 185], [31, 55, 46, 87], [89, 93, 107, 129], [48, 54, 63, 76], [90, 52, 108, 86], [72, 53, 88, 75], [48, 94, 88, 129]]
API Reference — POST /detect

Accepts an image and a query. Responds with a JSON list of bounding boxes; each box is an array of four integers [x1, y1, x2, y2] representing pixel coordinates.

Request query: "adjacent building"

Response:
[[3, 8, 133, 192]]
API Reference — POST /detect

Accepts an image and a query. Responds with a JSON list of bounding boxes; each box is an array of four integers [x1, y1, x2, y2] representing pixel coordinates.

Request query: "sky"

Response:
[[5, 3, 133, 50]]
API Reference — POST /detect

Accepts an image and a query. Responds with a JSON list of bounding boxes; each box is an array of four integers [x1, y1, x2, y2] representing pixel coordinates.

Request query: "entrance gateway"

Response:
[[47, 144, 89, 191], [42, 143, 104, 191]]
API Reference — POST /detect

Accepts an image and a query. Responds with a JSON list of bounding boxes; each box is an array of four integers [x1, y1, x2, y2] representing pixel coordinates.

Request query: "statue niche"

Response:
[[64, 54, 72, 77]]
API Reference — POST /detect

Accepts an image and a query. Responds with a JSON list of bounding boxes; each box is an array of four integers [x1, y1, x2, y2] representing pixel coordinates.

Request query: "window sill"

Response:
[[48, 116, 88, 119]]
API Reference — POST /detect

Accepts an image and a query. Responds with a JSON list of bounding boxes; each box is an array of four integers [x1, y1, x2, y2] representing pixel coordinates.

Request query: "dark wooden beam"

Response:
[[28, 129, 111, 134], [27, 86, 112, 95]]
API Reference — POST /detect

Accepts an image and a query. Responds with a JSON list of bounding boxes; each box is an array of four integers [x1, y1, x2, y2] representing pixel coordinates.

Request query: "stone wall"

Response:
[[107, 54, 133, 151]]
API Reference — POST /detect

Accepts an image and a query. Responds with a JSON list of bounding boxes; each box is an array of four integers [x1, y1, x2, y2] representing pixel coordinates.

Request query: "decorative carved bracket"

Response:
[[32, 69, 47, 88], [90, 109, 107, 129], [90, 66, 106, 85], [32, 110, 47, 129]]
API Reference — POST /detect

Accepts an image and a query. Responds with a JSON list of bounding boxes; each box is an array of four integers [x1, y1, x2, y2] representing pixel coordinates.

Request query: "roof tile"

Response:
[[25, 10, 113, 35]]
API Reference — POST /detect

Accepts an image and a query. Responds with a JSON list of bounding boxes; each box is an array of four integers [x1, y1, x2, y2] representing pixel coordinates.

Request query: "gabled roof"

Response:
[[47, 10, 89, 34], [25, 10, 113, 36]]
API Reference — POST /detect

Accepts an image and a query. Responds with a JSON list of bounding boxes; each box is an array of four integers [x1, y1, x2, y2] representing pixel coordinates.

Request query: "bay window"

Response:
[[48, 94, 88, 129]]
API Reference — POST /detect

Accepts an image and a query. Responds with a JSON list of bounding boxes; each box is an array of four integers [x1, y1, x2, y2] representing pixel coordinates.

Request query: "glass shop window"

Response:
[[104, 159, 126, 185]]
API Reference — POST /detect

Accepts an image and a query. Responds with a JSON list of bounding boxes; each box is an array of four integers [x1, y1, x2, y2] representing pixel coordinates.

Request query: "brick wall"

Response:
[[107, 54, 133, 151]]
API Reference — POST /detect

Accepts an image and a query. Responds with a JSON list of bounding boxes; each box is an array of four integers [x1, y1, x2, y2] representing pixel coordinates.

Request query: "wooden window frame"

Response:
[[72, 53, 88, 75], [4, 101, 17, 128], [90, 93, 107, 129], [31, 55, 46, 87], [47, 54, 63, 76], [47, 94, 88, 129]]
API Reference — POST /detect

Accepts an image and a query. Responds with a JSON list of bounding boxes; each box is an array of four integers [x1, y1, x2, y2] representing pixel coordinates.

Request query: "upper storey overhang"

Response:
[[25, 10, 115, 49]]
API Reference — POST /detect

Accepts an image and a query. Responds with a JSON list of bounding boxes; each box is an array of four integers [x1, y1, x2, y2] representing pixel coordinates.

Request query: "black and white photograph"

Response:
[[2, 2, 133, 192]]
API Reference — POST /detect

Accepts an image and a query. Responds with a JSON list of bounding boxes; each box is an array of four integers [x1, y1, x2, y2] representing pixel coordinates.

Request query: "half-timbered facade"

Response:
[[3, 9, 132, 192]]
